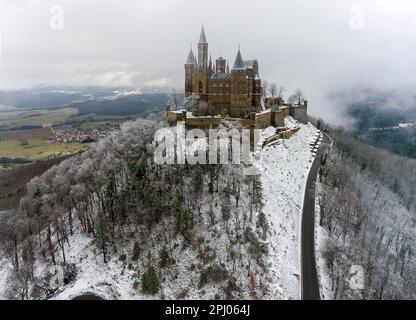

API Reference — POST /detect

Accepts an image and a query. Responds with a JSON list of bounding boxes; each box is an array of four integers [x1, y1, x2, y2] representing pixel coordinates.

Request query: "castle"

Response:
[[185, 25, 262, 118], [166, 25, 308, 130]]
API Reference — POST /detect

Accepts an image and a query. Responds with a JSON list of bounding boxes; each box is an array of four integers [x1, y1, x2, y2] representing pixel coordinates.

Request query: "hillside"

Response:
[[0, 117, 317, 300], [71, 93, 176, 117], [313, 119, 416, 299]]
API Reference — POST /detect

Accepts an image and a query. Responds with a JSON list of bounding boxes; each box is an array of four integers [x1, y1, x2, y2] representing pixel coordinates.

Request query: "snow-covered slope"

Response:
[[260, 117, 318, 299], [0, 117, 317, 300], [51, 117, 318, 300]]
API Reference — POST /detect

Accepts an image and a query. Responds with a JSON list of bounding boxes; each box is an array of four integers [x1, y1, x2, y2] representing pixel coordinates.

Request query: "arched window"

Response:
[[199, 81, 203, 94]]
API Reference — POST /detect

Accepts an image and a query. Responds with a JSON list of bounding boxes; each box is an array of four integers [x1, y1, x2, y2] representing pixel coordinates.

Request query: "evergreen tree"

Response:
[[221, 193, 231, 222], [159, 247, 169, 269], [95, 212, 108, 263], [131, 241, 140, 261], [141, 252, 159, 295], [173, 190, 190, 237], [256, 212, 268, 240]]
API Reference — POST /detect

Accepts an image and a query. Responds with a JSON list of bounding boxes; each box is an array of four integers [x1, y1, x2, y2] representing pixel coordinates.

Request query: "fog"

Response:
[[1, 0, 416, 124]]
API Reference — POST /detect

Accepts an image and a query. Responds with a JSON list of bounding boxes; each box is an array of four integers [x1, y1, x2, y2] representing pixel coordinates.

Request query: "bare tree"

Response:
[[269, 83, 277, 98], [262, 80, 269, 98], [291, 89, 306, 105], [277, 86, 285, 100]]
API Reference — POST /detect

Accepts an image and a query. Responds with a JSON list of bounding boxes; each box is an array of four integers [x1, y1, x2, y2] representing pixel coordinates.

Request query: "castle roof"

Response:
[[199, 25, 207, 44], [186, 48, 196, 64], [211, 73, 231, 80], [232, 47, 245, 70], [244, 60, 257, 68]]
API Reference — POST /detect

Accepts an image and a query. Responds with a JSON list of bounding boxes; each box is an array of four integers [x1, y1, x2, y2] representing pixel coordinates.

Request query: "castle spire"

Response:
[[197, 25, 208, 69], [232, 46, 245, 70], [199, 25, 207, 44], [186, 47, 197, 65]]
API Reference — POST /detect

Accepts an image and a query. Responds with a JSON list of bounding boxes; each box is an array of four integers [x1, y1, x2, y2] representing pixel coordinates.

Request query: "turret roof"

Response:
[[186, 48, 197, 64], [199, 25, 207, 44], [232, 47, 245, 70]]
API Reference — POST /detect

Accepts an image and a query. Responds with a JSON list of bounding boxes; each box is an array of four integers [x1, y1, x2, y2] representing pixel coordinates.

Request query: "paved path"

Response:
[[301, 134, 330, 300]]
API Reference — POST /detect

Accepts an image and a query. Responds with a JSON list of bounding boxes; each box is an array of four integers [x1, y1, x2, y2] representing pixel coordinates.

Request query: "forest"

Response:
[[0, 118, 267, 299], [314, 118, 416, 299]]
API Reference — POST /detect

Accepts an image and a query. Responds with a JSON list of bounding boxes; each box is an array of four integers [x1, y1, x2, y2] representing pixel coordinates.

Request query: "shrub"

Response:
[[131, 242, 140, 261], [176, 288, 189, 300], [119, 254, 127, 262], [159, 247, 169, 269], [198, 265, 228, 289]]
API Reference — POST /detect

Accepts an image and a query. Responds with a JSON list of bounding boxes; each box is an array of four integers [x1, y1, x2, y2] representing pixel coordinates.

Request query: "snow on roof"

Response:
[[211, 73, 231, 80], [244, 59, 257, 68]]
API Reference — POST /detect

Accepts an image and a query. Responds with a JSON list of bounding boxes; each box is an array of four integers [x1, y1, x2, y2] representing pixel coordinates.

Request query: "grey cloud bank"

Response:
[[0, 0, 416, 124]]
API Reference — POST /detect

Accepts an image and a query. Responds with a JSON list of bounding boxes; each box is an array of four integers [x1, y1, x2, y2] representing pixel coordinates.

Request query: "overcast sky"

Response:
[[1, 0, 416, 123]]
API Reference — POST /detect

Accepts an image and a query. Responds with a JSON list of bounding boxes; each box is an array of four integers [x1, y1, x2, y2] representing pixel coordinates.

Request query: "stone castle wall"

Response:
[[289, 105, 307, 124]]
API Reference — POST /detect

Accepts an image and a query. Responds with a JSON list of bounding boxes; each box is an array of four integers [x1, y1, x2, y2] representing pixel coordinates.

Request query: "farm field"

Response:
[[0, 138, 87, 161], [0, 107, 78, 129], [4, 127, 53, 140], [0, 110, 124, 165]]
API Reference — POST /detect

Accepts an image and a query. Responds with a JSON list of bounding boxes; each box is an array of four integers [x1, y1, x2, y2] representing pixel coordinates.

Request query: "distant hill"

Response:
[[0, 87, 185, 118], [334, 87, 416, 159], [71, 93, 180, 117], [0, 88, 104, 109]]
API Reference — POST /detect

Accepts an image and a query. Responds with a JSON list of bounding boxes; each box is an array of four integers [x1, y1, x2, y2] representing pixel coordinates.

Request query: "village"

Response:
[[47, 127, 115, 144]]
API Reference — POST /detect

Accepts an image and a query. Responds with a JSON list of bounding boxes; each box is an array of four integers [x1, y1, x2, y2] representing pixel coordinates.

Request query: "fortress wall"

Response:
[[184, 117, 222, 129], [289, 106, 308, 124], [255, 111, 272, 129], [167, 111, 180, 126], [281, 107, 290, 118], [273, 110, 285, 127]]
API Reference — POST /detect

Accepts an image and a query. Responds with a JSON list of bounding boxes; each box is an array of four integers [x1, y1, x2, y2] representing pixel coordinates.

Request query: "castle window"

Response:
[[199, 81, 203, 94]]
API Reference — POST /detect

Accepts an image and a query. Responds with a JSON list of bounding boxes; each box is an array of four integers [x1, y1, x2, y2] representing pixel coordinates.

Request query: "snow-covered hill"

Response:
[[0, 117, 318, 300], [49, 118, 317, 300]]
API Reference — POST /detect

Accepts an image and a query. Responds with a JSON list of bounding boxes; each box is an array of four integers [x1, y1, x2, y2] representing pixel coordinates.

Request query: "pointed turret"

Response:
[[197, 25, 209, 69], [186, 48, 197, 65], [185, 48, 197, 96], [199, 25, 207, 44], [232, 46, 245, 70]]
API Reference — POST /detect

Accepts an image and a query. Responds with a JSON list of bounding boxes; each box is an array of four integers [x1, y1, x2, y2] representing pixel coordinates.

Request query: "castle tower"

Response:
[[231, 47, 250, 117], [193, 25, 209, 100], [197, 25, 208, 70], [216, 57, 226, 73], [184, 48, 197, 97]]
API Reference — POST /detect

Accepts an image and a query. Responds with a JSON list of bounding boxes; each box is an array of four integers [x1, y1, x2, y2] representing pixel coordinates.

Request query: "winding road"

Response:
[[301, 133, 331, 300]]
